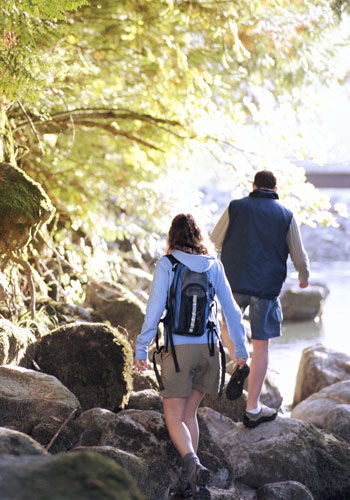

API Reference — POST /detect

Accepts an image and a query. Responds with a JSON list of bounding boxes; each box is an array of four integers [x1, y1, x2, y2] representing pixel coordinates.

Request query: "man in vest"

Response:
[[211, 170, 310, 427]]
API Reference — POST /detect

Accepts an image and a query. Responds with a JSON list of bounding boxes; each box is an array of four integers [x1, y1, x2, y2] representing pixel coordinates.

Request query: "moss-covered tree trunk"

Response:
[[0, 102, 16, 165]]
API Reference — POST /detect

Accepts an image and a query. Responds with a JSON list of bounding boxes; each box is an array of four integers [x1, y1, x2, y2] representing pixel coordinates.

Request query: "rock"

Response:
[[21, 322, 133, 411], [133, 368, 159, 392], [293, 344, 350, 406], [0, 162, 54, 254], [199, 407, 350, 500], [126, 389, 163, 412], [201, 370, 282, 423], [280, 285, 327, 321], [72, 446, 153, 499], [84, 281, 145, 347], [0, 450, 143, 500], [37, 299, 103, 327], [75, 407, 180, 499], [0, 427, 48, 456], [201, 391, 246, 423], [256, 481, 314, 499], [0, 365, 81, 452], [291, 380, 350, 442], [259, 373, 283, 410], [0, 319, 36, 365]]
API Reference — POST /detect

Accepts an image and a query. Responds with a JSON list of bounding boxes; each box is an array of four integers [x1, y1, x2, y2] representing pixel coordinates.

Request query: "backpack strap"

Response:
[[165, 254, 179, 267], [206, 281, 226, 396], [152, 347, 165, 391], [163, 254, 180, 372], [152, 255, 180, 392]]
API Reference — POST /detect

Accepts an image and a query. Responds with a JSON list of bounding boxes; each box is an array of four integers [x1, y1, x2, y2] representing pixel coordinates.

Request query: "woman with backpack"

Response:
[[134, 213, 248, 500]]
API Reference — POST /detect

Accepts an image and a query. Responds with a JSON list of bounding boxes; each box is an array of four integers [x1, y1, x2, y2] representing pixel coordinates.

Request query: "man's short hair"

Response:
[[253, 170, 277, 190]]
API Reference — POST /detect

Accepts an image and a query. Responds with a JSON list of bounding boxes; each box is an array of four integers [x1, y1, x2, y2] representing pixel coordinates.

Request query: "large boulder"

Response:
[[293, 344, 350, 406], [0, 365, 81, 452], [84, 282, 145, 347], [256, 481, 314, 500], [280, 285, 327, 321], [199, 407, 350, 500], [291, 380, 350, 442], [21, 322, 134, 411], [0, 162, 54, 254], [75, 407, 237, 499], [0, 427, 48, 456], [0, 450, 143, 500], [75, 407, 179, 500], [0, 319, 36, 365]]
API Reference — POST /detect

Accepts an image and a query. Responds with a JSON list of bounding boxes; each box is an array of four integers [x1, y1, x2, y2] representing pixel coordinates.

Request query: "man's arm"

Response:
[[287, 216, 310, 287], [210, 207, 229, 253]]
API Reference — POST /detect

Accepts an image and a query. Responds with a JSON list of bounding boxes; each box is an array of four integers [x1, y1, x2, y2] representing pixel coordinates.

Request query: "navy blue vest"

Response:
[[221, 189, 292, 299]]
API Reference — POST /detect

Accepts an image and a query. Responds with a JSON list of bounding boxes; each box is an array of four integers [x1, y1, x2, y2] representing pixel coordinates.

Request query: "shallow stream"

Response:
[[269, 260, 350, 407]]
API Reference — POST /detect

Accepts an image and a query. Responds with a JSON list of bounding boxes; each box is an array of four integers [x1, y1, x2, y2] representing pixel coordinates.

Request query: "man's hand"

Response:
[[134, 358, 148, 374], [299, 283, 309, 289], [234, 358, 248, 369]]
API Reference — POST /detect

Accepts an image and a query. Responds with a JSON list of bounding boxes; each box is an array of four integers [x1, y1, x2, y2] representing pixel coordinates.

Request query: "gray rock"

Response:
[[293, 344, 350, 406], [280, 285, 327, 321], [84, 281, 145, 347], [75, 408, 180, 499], [256, 481, 314, 499], [0, 427, 48, 456], [291, 380, 350, 442], [0, 365, 81, 453], [127, 389, 163, 412], [199, 407, 350, 500]]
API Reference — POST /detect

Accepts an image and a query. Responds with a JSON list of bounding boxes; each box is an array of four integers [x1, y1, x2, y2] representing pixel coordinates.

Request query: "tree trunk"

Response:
[[0, 100, 16, 165]]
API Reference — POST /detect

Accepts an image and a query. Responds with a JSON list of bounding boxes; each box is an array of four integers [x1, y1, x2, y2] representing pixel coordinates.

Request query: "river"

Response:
[[269, 260, 350, 407]]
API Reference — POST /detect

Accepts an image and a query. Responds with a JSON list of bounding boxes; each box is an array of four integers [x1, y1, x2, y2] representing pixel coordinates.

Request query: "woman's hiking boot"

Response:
[[169, 481, 192, 499], [183, 452, 211, 499], [189, 463, 211, 499]]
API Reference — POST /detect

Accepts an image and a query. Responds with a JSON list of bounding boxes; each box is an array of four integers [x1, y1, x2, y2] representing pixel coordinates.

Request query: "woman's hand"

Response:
[[234, 358, 247, 369], [134, 358, 148, 375]]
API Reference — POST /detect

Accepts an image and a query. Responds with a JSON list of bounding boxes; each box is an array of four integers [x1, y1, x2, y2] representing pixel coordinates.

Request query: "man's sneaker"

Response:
[[243, 404, 277, 428], [189, 463, 210, 499]]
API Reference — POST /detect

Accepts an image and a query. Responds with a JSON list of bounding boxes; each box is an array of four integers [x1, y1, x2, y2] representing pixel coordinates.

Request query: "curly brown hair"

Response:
[[166, 213, 209, 255]]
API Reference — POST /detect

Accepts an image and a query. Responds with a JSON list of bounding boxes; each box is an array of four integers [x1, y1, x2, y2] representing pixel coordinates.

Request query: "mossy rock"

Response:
[[0, 427, 48, 456], [0, 450, 144, 500], [24, 322, 134, 411], [0, 319, 36, 365], [0, 162, 55, 254]]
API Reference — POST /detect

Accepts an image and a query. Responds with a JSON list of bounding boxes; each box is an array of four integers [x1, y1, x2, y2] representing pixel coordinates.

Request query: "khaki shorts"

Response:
[[160, 343, 220, 398]]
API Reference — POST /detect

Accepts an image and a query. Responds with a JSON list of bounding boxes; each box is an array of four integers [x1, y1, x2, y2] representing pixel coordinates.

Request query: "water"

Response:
[[269, 261, 350, 406]]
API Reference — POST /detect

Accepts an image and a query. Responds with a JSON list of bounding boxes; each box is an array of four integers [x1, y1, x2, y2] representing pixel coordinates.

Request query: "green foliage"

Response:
[[0, 0, 88, 99], [0, 0, 348, 315]]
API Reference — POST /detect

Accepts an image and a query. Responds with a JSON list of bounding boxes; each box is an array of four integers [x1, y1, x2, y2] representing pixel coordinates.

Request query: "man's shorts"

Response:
[[233, 294, 282, 340], [160, 344, 220, 398]]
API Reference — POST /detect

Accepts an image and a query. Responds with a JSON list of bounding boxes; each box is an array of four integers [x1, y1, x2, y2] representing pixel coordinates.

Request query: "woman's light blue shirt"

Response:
[[135, 250, 248, 360]]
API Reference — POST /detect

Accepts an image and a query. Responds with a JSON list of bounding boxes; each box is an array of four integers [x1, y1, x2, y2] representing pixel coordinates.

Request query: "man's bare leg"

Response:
[[246, 339, 269, 411]]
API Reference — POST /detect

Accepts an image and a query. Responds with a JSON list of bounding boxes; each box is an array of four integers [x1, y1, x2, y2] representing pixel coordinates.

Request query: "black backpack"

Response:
[[153, 254, 226, 395]]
